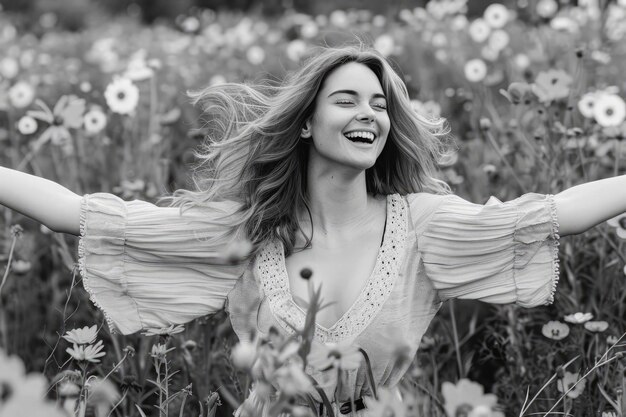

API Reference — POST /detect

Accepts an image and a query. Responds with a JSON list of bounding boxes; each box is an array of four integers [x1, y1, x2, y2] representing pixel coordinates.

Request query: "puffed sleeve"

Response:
[[78, 193, 248, 335], [415, 193, 560, 307]]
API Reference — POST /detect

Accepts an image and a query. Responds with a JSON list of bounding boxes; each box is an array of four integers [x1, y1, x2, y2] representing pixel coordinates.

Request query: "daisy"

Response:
[[583, 320, 609, 332], [17, 116, 38, 135], [541, 321, 570, 340], [532, 69, 573, 103], [27, 95, 85, 151], [329, 10, 349, 28], [63, 325, 98, 345], [104, 77, 139, 115], [150, 343, 175, 359], [83, 108, 107, 135], [564, 312, 593, 324], [246, 45, 266, 65], [442, 379, 505, 417], [11, 260, 31, 274], [307, 341, 362, 371], [593, 94, 626, 127], [286, 39, 307, 62], [513, 53, 530, 70], [469, 18, 491, 42], [142, 324, 185, 337], [0, 57, 19, 79], [536, 0, 559, 18], [363, 387, 407, 417], [483, 4, 509, 29], [300, 20, 319, 38], [556, 371, 586, 399], [374, 34, 395, 57], [66, 340, 106, 363], [606, 213, 626, 239], [464, 59, 488, 82], [8, 81, 35, 108], [488, 30, 510, 52], [578, 92, 597, 118]]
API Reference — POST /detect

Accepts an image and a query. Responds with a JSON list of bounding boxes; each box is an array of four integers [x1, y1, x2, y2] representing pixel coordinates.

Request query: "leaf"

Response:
[[134, 405, 148, 417]]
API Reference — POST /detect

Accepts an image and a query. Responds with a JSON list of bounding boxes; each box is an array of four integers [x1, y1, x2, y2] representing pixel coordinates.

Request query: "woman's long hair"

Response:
[[161, 44, 452, 259]]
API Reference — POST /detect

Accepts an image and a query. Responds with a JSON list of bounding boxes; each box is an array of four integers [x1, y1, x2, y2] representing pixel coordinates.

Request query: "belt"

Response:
[[318, 397, 366, 415]]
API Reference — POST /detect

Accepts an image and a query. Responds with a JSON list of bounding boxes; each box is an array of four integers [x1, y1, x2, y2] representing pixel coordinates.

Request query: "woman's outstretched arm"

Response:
[[0, 166, 82, 235], [555, 174, 626, 237]]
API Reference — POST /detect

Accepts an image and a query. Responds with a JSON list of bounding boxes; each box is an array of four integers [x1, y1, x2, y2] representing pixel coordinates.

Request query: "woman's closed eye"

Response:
[[335, 99, 387, 111]]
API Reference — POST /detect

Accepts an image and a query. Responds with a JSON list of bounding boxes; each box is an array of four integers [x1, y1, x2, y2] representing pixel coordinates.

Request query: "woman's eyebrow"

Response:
[[327, 89, 387, 100]]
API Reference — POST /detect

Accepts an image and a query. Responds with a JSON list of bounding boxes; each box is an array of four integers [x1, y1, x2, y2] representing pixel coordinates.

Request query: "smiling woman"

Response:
[[1, 43, 626, 417]]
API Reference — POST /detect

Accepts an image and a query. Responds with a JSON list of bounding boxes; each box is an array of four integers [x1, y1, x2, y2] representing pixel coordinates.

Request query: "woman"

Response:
[[1, 44, 625, 416]]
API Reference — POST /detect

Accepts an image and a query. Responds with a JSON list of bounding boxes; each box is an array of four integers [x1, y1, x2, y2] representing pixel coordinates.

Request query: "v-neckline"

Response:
[[281, 195, 391, 332], [256, 194, 407, 342]]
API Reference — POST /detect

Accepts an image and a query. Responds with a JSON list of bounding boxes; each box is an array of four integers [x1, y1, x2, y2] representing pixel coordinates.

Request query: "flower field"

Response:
[[0, 1, 625, 416]]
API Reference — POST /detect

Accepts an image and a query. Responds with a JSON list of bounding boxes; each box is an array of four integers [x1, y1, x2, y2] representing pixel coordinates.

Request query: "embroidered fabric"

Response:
[[256, 194, 407, 343], [546, 194, 561, 304]]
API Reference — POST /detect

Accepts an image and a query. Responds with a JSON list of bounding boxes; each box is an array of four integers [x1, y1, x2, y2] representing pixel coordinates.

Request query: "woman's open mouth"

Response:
[[344, 131, 376, 144]]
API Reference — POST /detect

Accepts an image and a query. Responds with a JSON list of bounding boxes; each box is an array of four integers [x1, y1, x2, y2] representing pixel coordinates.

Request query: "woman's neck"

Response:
[[302, 161, 376, 238]]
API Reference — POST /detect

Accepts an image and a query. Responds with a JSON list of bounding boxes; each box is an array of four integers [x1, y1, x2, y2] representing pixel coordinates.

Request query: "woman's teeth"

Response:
[[344, 131, 375, 143]]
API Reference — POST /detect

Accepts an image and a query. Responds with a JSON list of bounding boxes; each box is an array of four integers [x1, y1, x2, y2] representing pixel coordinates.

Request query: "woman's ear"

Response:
[[301, 120, 312, 138]]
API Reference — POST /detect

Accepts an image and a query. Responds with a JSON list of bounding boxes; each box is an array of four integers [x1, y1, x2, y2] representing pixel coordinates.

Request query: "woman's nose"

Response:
[[356, 108, 376, 123]]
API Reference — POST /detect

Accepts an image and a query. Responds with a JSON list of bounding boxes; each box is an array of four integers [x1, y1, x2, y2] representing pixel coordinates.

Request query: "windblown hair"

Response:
[[161, 44, 452, 259]]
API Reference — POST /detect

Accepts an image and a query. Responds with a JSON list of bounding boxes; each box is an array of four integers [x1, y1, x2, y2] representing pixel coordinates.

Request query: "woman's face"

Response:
[[305, 62, 390, 171]]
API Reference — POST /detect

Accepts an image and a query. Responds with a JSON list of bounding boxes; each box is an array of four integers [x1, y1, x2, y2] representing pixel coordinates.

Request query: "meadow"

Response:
[[0, 1, 625, 416]]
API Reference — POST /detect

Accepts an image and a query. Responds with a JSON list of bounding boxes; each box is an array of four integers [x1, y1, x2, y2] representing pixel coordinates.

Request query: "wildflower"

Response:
[[329, 10, 349, 27], [286, 40, 307, 62], [374, 34, 395, 57], [593, 94, 626, 127], [468, 18, 491, 42], [231, 339, 258, 371], [11, 260, 31, 274], [300, 267, 313, 280], [27, 95, 86, 151], [556, 371, 586, 399], [464, 59, 488, 83], [246, 45, 266, 65], [63, 325, 98, 345], [606, 335, 619, 345], [550, 16, 580, 34], [123, 50, 154, 81], [442, 379, 505, 417], [83, 108, 107, 134], [531, 69, 573, 104], [307, 341, 362, 371], [8, 82, 35, 108], [584, 320, 609, 332], [608, 214, 626, 239], [578, 92, 597, 119], [104, 77, 139, 115], [542, 321, 570, 340], [150, 343, 175, 359], [66, 340, 106, 363], [536, 0, 558, 18], [142, 324, 184, 337], [602, 412, 617, 417], [483, 4, 509, 29], [564, 312, 593, 324], [513, 53, 530, 70], [479, 118, 492, 131], [0, 57, 19, 79], [274, 362, 314, 396], [85, 376, 120, 417], [300, 20, 319, 38], [363, 387, 407, 417], [180, 16, 200, 33], [488, 30, 510, 52], [501, 82, 532, 105], [57, 380, 80, 396], [17, 115, 38, 135]]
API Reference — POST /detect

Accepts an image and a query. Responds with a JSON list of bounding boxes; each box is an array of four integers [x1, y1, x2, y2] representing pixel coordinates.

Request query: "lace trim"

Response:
[[77, 194, 118, 334], [256, 194, 407, 343], [546, 194, 561, 304]]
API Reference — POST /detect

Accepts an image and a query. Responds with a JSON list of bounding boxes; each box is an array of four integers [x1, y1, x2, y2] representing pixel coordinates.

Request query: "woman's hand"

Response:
[[0, 166, 82, 235]]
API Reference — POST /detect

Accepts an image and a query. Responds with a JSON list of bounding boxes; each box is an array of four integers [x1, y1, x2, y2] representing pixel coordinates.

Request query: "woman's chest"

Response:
[[284, 239, 382, 329]]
